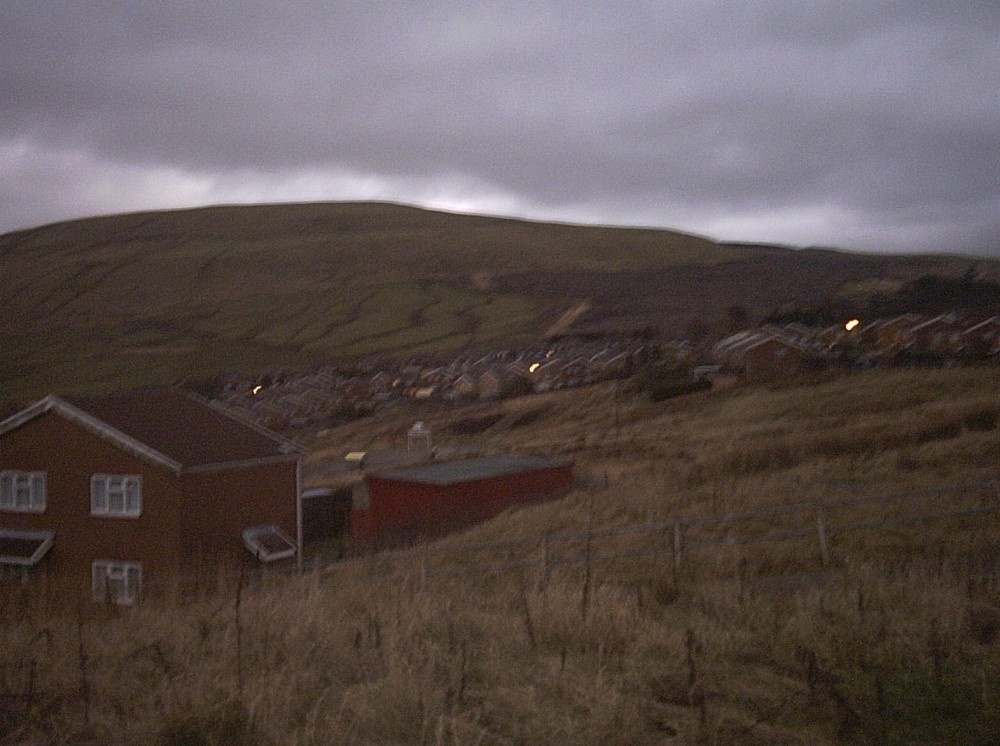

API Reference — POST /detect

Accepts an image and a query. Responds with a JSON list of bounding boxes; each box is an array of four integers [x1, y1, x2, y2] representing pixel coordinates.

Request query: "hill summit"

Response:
[[1, 201, 993, 401]]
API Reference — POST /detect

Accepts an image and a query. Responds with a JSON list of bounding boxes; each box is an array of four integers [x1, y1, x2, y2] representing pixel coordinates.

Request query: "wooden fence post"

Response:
[[816, 507, 830, 567], [672, 521, 683, 569], [538, 534, 551, 591]]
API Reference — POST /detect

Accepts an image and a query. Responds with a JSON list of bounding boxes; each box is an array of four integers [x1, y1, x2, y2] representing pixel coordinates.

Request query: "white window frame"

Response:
[[0, 528, 55, 566], [0, 470, 46, 513], [90, 474, 142, 517], [92, 560, 142, 605], [242, 524, 297, 563]]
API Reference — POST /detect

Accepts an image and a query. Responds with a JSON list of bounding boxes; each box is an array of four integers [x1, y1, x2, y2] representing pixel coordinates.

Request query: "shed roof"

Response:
[[371, 455, 571, 486], [0, 388, 303, 473]]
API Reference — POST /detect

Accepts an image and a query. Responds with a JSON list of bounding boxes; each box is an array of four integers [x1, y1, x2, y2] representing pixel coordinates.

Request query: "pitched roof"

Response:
[[0, 388, 303, 473]]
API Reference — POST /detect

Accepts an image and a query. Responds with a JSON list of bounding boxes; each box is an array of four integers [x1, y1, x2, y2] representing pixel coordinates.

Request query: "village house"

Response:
[[959, 317, 1000, 358], [0, 388, 303, 605], [858, 315, 925, 356], [448, 373, 479, 401], [477, 369, 505, 400], [905, 313, 968, 356], [739, 336, 807, 379], [713, 329, 808, 380]]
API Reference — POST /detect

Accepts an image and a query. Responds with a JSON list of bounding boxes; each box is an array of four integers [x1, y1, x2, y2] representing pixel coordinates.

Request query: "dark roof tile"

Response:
[[64, 388, 301, 468]]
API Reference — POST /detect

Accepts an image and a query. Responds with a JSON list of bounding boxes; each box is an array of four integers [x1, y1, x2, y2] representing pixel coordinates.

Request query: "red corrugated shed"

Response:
[[354, 455, 573, 548]]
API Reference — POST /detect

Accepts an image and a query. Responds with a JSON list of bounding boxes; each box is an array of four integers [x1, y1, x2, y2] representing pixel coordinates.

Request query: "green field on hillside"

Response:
[[2, 201, 994, 403], [1, 203, 733, 401]]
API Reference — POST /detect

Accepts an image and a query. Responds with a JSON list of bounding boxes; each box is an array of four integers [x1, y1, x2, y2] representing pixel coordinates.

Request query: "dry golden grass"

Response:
[[3, 366, 1000, 743]]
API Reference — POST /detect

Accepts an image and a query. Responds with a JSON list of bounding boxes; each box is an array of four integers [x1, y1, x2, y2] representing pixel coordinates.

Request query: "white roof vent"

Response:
[[408, 421, 432, 451]]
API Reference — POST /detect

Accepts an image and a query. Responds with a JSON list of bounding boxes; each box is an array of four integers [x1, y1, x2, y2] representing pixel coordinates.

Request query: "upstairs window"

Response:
[[91, 474, 142, 517], [0, 471, 46, 513], [92, 560, 141, 605]]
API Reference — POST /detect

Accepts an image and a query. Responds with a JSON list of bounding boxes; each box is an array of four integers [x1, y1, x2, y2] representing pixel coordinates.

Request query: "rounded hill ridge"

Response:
[[1, 201, 995, 401]]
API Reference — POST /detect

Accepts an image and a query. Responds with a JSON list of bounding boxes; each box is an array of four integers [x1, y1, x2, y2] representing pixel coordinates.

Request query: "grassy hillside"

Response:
[[2, 201, 995, 403], [4, 367, 999, 743], [0, 202, 726, 401]]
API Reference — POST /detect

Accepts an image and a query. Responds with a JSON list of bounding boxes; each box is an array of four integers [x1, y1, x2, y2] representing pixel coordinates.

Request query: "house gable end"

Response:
[[0, 396, 182, 473], [2, 391, 305, 475]]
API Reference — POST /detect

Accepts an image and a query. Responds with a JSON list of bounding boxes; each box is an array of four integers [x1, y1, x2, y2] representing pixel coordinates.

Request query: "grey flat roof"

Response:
[[372, 455, 570, 486]]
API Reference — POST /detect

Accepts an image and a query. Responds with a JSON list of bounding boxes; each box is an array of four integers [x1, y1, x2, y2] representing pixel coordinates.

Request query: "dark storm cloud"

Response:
[[1, 2, 998, 254]]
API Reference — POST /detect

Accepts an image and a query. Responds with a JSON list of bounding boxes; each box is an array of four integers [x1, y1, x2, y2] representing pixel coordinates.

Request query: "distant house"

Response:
[[711, 330, 759, 366], [905, 314, 967, 356], [352, 455, 573, 548], [369, 371, 395, 390], [0, 389, 303, 605], [478, 369, 505, 400], [861, 314, 924, 355], [739, 336, 806, 379], [713, 331, 807, 380], [448, 373, 478, 401], [959, 317, 1000, 358]]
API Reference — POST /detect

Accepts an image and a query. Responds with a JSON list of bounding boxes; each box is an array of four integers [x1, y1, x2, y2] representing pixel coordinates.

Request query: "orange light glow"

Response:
[[845, 319, 860, 331]]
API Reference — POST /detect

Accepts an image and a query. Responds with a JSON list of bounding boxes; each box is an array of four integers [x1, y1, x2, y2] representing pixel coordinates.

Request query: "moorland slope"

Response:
[[2, 201, 995, 402]]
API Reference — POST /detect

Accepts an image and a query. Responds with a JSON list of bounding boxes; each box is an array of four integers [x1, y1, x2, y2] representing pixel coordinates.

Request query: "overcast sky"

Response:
[[2, 2, 999, 255]]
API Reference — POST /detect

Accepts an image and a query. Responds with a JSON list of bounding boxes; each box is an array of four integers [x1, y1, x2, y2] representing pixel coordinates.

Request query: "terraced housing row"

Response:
[[216, 337, 682, 431], [714, 313, 1000, 380]]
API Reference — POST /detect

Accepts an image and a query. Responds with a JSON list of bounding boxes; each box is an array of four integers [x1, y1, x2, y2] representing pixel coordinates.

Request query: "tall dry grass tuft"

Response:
[[3, 549, 1000, 743]]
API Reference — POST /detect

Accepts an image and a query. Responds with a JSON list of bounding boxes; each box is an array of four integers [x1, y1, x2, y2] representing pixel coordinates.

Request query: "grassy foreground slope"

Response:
[[3, 367, 999, 744]]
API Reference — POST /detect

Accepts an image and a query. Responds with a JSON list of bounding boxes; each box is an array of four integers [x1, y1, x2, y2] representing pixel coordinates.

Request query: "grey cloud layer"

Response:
[[2, 2, 998, 254]]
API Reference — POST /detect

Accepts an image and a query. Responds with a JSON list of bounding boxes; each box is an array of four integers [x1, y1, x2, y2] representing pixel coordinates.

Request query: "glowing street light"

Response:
[[845, 319, 860, 331]]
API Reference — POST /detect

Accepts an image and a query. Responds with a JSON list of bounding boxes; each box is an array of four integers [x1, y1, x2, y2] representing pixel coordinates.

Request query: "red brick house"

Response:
[[0, 389, 303, 605]]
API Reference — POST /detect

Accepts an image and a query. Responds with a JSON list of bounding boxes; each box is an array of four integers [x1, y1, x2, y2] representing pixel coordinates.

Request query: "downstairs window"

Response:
[[92, 560, 141, 605]]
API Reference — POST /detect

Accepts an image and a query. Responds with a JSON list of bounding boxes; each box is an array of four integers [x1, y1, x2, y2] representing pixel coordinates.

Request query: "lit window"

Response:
[[91, 474, 142, 517], [0, 471, 46, 513], [92, 560, 141, 605]]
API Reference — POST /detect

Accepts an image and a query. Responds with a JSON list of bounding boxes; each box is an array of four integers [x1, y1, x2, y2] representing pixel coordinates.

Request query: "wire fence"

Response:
[[5, 478, 998, 610], [331, 477, 1000, 587]]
